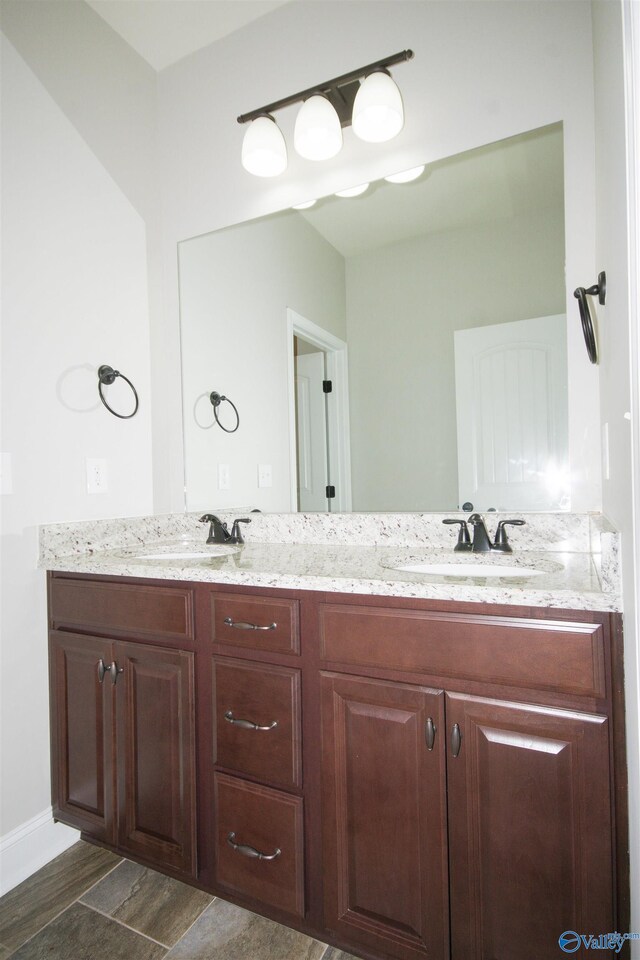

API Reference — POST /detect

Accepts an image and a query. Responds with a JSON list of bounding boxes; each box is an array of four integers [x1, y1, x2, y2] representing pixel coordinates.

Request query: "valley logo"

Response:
[[559, 930, 640, 953]]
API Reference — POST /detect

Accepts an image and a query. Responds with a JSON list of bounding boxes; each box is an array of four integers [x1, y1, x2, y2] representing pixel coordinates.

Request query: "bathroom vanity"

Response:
[[42, 514, 628, 960]]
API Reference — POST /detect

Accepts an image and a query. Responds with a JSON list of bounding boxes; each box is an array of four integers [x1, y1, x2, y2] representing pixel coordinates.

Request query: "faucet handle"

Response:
[[230, 518, 251, 544], [442, 518, 472, 552], [493, 518, 526, 552]]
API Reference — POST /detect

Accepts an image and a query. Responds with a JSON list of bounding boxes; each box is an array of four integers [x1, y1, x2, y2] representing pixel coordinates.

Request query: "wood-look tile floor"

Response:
[[0, 842, 357, 960]]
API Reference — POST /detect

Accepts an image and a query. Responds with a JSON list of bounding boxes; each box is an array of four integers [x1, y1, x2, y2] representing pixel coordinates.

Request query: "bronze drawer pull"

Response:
[[226, 831, 281, 861], [97, 659, 107, 684], [224, 710, 278, 731], [224, 617, 277, 631], [451, 722, 462, 758]]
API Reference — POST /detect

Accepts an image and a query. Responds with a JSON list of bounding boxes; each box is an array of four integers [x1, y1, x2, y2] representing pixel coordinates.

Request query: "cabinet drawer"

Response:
[[49, 577, 194, 643], [319, 604, 607, 699], [214, 773, 304, 917], [211, 593, 299, 655], [213, 658, 302, 789]]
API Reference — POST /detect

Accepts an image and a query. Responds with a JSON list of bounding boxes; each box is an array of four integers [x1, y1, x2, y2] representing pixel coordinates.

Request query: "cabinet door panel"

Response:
[[49, 632, 115, 843], [447, 693, 613, 960], [321, 673, 448, 960], [116, 642, 197, 876]]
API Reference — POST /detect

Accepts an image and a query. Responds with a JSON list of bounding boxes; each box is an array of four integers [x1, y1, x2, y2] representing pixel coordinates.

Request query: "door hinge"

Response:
[[326, 485, 336, 499], [323, 380, 332, 394]]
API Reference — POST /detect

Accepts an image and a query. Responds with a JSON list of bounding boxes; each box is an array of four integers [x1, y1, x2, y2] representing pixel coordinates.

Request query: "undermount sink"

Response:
[[383, 554, 563, 580], [394, 560, 545, 578], [132, 545, 239, 561]]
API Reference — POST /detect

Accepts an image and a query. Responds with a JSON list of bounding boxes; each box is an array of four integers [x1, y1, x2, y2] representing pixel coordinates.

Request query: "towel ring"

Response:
[[98, 365, 139, 419], [573, 271, 605, 365], [210, 391, 240, 433]]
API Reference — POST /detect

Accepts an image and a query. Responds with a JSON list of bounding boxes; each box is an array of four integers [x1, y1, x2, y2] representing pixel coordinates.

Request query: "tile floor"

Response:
[[0, 842, 356, 960]]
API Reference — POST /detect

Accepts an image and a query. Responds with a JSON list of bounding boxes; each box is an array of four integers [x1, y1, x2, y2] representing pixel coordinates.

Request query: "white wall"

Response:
[[179, 211, 345, 512], [346, 208, 565, 511], [591, 0, 640, 938], [156, 0, 601, 516], [0, 8, 156, 888]]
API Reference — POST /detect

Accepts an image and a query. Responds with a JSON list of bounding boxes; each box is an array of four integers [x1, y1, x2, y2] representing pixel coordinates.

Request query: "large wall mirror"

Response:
[[179, 122, 568, 514]]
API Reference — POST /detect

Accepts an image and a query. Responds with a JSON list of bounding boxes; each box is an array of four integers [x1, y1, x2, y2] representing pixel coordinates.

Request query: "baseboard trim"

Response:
[[0, 807, 79, 896]]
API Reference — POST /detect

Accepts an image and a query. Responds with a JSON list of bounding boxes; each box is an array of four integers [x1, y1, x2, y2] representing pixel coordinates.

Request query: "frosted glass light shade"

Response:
[[384, 165, 425, 184], [352, 71, 404, 143], [294, 95, 343, 161], [335, 183, 369, 198], [241, 116, 287, 177]]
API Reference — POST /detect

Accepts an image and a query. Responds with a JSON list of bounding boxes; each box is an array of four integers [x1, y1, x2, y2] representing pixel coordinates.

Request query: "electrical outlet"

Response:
[[258, 464, 272, 488], [86, 458, 108, 494], [218, 463, 231, 490]]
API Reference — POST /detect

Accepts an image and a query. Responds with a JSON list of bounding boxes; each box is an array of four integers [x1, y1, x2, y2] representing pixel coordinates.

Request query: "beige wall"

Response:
[[591, 0, 639, 937], [0, 29, 154, 860], [179, 211, 345, 512], [346, 208, 565, 510]]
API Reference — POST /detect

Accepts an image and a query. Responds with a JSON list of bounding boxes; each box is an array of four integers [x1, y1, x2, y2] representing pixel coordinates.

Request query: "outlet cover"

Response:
[[86, 458, 108, 494], [258, 464, 272, 488], [218, 463, 231, 490]]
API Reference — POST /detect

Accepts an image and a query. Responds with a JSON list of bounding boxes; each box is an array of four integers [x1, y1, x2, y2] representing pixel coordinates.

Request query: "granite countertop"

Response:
[[40, 512, 621, 612]]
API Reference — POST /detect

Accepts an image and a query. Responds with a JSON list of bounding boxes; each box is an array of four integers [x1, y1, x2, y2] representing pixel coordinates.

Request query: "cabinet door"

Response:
[[116, 642, 197, 876], [321, 673, 448, 960], [446, 693, 614, 960], [49, 632, 115, 844]]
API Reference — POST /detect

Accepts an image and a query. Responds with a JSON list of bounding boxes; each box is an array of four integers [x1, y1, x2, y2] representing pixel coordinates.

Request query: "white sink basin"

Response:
[[393, 561, 546, 578], [133, 546, 239, 561]]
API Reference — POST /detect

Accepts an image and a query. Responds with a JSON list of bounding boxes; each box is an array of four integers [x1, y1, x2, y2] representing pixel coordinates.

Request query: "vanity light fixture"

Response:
[[335, 183, 370, 198], [292, 199, 317, 210], [384, 164, 425, 183], [238, 49, 413, 177]]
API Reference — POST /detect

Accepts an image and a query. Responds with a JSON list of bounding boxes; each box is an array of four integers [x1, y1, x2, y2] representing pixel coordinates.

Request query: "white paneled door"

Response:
[[295, 350, 329, 512], [454, 315, 568, 511]]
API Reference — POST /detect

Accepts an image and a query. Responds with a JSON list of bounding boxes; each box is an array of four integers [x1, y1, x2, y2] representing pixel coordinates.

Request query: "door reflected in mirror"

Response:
[[178, 122, 567, 514]]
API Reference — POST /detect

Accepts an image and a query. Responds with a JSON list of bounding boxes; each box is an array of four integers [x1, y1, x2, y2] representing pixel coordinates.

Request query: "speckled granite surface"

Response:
[[39, 511, 621, 612]]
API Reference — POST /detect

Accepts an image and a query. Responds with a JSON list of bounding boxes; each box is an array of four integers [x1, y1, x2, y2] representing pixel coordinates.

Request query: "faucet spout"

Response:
[[199, 514, 251, 545], [467, 514, 494, 553], [199, 513, 231, 544]]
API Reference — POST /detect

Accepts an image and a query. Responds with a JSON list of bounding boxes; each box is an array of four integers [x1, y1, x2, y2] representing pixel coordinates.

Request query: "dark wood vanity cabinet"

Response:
[[318, 601, 623, 960], [320, 673, 449, 960], [46, 573, 627, 960], [48, 575, 197, 878], [446, 694, 613, 960], [207, 591, 305, 918]]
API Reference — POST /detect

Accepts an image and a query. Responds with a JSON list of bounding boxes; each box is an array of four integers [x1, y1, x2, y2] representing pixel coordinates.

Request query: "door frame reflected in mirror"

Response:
[[287, 308, 352, 512]]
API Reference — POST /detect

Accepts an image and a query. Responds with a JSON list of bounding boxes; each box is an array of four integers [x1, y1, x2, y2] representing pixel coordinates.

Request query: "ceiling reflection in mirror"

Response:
[[178, 123, 567, 514]]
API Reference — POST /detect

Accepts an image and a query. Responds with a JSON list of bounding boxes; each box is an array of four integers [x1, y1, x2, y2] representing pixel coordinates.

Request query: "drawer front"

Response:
[[319, 605, 606, 699], [214, 773, 304, 917], [214, 658, 302, 789], [49, 577, 194, 642], [211, 593, 299, 655]]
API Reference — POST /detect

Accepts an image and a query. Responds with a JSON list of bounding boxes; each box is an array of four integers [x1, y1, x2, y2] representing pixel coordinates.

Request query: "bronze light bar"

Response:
[[237, 49, 414, 126]]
